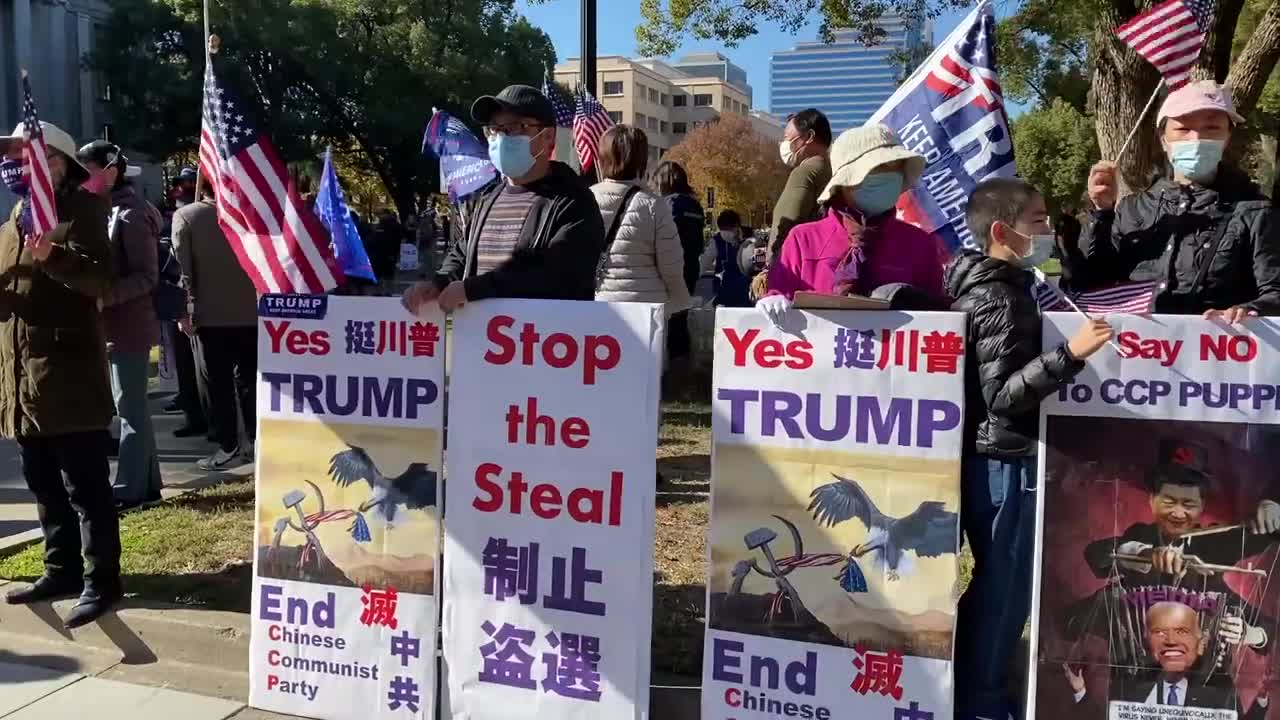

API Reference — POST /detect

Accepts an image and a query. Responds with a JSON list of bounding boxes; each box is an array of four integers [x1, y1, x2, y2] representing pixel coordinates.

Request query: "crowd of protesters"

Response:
[[0, 74, 1275, 714]]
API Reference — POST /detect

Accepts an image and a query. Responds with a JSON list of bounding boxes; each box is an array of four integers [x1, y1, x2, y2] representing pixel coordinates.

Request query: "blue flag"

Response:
[[315, 148, 375, 282], [422, 110, 498, 202], [868, 1, 1016, 253]]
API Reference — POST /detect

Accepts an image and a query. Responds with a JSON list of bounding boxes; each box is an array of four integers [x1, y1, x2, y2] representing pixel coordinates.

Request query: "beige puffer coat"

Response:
[[591, 179, 691, 315]]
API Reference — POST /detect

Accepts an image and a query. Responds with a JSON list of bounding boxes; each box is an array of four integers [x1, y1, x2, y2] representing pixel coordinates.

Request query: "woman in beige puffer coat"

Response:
[[591, 125, 691, 316]]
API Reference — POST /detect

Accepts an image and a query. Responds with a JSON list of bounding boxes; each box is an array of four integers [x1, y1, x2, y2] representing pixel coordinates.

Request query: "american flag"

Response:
[[1115, 0, 1213, 90], [198, 58, 339, 294], [1033, 275, 1158, 316], [543, 74, 574, 128], [573, 88, 613, 173], [20, 72, 56, 237]]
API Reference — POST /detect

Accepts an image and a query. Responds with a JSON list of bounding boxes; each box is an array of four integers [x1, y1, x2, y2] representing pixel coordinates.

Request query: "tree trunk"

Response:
[[1091, 22, 1165, 193], [1225, 0, 1280, 118], [1200, 0, 1247, 82]]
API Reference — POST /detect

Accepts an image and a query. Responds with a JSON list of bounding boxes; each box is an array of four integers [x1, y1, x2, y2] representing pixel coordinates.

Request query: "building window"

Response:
[[647, 116, 658, 131], [608, 111, 622, 123], [636, 112, 647, 127], [602, 81, 624, 96], [648, 88, 659, 104], [721, 97, 730, 110], [659, 121, 668, 134], [673, 122, 687, 134], [659, 93, 668, 106], [635, 83, 646, 98], [694, 94, 712, 107], [672, 95, 687, 107]]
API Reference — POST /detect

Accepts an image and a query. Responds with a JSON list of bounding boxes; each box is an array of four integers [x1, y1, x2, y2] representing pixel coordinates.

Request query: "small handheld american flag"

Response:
[[1115, 0, 1212, 90], [543, 73, 575, 129], [198, 56, 340, 295], [1033, 271, 1157, 316], [20, 71, 56, 237], [572, 88, 613, 173]]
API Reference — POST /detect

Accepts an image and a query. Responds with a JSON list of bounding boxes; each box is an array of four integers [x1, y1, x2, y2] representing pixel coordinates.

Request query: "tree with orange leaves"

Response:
[[665, 113, 789, 228]]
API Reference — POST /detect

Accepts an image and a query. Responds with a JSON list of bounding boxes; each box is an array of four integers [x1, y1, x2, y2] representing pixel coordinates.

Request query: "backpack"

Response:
[[115, 205, 188, 322]]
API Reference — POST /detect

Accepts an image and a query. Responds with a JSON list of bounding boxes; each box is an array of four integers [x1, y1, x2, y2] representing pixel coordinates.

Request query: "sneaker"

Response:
[[4, 575, 83, 605], [238, 443, 256, 462], [197, 448, 242, 471]]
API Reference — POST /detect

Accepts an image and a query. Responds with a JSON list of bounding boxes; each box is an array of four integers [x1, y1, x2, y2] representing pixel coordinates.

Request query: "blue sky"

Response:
[[513, 1, 1009, 111]]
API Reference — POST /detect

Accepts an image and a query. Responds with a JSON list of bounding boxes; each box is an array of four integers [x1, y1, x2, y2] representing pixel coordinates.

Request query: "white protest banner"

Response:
[[250, 295, 445, 720], [1030, 315, 1280, 720], [702, 308, 966, 720], [441, 299, 662, 720]]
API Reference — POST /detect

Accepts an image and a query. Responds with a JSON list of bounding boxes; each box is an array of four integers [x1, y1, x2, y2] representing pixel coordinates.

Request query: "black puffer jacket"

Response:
[[1072, 169, 1280, 314], [945, 250, 1086, 458]]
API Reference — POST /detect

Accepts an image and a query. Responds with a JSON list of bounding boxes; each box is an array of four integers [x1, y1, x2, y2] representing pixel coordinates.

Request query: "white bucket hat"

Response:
[[0, 121, 91, 184], [818, 124, 926, 205]]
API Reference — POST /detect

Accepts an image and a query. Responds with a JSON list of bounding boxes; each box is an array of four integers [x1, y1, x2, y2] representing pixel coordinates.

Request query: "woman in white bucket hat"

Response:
[[757, 123, 946, 326]]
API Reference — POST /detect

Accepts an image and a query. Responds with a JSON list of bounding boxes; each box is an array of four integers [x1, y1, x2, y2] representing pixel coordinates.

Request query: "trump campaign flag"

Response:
[[869, 1, 1015, 253], [315, 147, 375, 282], [422, 110, 498, 203]]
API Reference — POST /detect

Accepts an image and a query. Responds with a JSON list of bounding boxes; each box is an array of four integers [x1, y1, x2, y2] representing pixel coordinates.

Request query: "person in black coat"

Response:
[[945, 178, 1115, 720], [653, 160, 704, 385]]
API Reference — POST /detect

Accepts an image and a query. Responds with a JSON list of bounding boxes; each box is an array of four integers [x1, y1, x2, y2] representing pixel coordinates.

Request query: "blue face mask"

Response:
[[852, 171, 904, 216], [1167, 139, 1225, 182], [488, 130, 546, 179], [0, 159, 27, 197]]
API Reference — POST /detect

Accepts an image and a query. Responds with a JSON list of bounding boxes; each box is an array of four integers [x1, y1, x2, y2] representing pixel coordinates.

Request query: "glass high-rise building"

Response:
[[770, 15, 931, 134]]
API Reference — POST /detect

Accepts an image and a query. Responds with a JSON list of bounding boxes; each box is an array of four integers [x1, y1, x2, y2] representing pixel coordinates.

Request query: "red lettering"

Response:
[[265, 320, 291, 353], [267, 675, 280, 690], [267, 651, 280, 667], [544, 333, 578, 369], [608, 471, 622, 526], [723, 328, 760, 366], [583, 334, 620, 384], [755, 339, 785, 368], [1200, 333, 1257, 362], [519, 323, 541, 366], [472, 463, 504, 512], [1118, 331, 1141, 359], [530, 484, 562, 519], [562, 417, 590, 449], [568, 487, 604, 524], [310, 330, 330, 355], [725, 688, 742, 707], [507, 471, 528, 514], [786, 340, 813, 369], [285, 330, 309, 355], [269, 624, 281, 641], [484, 315, 517, 365]]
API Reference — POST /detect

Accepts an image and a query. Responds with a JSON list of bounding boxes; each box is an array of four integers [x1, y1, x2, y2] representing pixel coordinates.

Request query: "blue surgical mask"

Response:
[[1167, 139, 1225, 183], [1015, 231, 1056, 269], [0, 159, 27, 197], [488, 130, 546, 179], [852, 172, 904, 216]]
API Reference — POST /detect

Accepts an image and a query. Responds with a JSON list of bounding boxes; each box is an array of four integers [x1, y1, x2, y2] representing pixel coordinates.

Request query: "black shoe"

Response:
[[4, 576, 83, 605], [173, 424, 208, 438], [162, 400, 181, 414], [63, 588, 122, 629]]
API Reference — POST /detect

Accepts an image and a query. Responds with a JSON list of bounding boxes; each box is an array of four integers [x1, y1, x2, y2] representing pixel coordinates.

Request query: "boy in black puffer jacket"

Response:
[[945, 177, 1114, 720]]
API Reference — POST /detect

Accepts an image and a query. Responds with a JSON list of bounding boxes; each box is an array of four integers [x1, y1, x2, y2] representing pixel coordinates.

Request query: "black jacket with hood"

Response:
[[945, 250, 1086, 458], [1072, 168, 1280, 315], [434, 161, 604, 301]]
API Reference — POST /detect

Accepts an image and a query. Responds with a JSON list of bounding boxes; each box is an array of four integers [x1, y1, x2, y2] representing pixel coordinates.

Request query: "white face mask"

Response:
[[779, 134, 809, 167]]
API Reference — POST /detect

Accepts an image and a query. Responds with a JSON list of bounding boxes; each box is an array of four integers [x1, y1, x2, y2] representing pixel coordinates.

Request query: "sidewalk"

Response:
[[0, 393, 253, 552]]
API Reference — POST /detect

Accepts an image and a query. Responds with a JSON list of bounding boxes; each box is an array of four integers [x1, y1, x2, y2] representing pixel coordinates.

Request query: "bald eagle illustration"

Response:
[[327, 446, 437, 525], [807, 473, 957, 581]]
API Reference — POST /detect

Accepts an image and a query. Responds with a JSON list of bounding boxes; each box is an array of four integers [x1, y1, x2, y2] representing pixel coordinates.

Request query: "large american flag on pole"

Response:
[[198, 57, 339, 294], [1115, 0, 1212, 90], [572, 88, 613, 173], [20, 71, 56, 237]]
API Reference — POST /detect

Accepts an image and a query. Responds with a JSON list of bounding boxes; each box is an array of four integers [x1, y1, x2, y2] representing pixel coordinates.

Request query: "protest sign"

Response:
[[441, 299, 663, 719], [249, 295, 445, 720], [702, 308, 966, 720], [1031, 314, 1280, 720]]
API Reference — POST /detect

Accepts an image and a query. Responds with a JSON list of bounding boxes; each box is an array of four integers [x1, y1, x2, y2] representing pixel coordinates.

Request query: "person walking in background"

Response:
[[171, 178, 258, 472], [371, 208, 404, 294], [77, 141, 164, 512], [591, 125, 692, 312], [705, 210, 753, 308], [751, 108, 833, 299], [757, 125, 945, 326], [0, 121, 121, 628], [653, 160, 704, 390]]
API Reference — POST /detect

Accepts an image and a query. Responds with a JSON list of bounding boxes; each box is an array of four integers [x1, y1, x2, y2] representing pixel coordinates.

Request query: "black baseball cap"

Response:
[[77, 140, 141, 177], [471, 84, 556, 127]]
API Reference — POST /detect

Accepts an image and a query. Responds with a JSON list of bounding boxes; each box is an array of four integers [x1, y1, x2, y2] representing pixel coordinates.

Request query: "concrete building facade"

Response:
[[770, 15, 931, 133]]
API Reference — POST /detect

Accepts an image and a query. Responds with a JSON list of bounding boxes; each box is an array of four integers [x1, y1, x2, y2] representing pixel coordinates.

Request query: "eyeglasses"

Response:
[[483, 122, 547, 138]]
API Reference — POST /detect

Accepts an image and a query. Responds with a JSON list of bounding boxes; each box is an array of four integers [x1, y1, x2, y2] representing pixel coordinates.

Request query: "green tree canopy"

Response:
[[1010, 99, 1100, 214]]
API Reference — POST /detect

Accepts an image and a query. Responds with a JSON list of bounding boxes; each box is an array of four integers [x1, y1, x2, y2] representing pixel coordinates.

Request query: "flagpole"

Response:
[[195, 0, 212, 200], [1115, 79, 1164, 162]]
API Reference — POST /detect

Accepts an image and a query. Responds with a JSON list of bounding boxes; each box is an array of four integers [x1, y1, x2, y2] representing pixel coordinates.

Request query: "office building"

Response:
[[770, 15, 931, 133], [554, 53, 757, 165]]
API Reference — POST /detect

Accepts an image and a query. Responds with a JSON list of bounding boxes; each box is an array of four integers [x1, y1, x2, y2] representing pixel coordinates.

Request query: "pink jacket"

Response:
[[765, 209, 947, 301]]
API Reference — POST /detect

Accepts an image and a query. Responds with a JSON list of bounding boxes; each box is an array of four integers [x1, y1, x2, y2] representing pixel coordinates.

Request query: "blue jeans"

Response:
[[109, 349, 162, 503], [954, 455, 1036, 720]]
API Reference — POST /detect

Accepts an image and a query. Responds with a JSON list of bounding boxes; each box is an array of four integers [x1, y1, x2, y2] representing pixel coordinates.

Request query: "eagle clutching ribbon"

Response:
[[808, 473, 958, 583], [327, 446, 438, 541]]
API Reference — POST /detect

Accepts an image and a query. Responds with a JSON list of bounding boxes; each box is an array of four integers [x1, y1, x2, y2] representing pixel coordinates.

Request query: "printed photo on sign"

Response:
[[256, 419, 440, 594]]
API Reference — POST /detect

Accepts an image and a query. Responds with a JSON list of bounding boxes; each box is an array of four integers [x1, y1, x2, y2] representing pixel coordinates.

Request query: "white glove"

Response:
[[756, 294, 792, 327]]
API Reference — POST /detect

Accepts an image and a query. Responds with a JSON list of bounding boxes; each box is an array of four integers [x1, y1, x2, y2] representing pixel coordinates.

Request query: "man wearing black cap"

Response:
[[402, 84, 604, 314]]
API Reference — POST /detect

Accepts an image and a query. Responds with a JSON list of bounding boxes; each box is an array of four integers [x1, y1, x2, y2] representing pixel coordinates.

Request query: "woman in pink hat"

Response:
[[1075, 80, 1279, 323], [756, 124, 947, 326]]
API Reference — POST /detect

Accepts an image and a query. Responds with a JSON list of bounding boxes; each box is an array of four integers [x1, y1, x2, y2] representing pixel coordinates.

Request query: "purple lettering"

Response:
[[916, 399, 961, 448], [805, 393, 851, 441], [718, 388, 758, 435], [761, 391, 803, 439], [260, 583, 283, 621], [856, 397, 910, 446]]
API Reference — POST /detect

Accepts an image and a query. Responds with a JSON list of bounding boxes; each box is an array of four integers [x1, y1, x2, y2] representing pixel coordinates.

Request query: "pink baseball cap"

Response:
[[1157, 80, 1245, 125]]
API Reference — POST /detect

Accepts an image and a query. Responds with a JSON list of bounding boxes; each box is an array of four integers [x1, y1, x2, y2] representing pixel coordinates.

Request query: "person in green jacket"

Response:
[[754, 108, 832, 299]]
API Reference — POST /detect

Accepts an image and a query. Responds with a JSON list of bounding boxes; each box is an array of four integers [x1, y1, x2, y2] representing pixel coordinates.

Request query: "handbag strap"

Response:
[[595, 185, 642, 289]]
